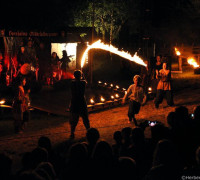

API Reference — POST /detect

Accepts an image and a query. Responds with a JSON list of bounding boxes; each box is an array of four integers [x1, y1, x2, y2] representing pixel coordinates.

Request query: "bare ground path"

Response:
[[0, 87, 200, 172], [0, 67, 200, 173]]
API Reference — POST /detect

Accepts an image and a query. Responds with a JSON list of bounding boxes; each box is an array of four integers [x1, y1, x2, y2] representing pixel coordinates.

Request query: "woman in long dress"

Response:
[[12, 76, 30, 133]]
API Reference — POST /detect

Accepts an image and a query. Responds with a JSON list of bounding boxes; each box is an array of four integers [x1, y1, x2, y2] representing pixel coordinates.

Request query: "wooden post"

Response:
[[178, 56, 182, 71]]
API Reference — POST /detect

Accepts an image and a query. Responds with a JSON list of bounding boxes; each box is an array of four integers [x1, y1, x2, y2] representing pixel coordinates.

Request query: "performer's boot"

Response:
[[133, 117, 138, 126]]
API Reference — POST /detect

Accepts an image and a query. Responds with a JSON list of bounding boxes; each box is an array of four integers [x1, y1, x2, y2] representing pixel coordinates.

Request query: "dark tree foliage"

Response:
[[72, 0, 129, 43]]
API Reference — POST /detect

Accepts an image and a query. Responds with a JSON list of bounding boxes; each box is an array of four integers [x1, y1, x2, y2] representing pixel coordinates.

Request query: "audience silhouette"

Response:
[[2, 105, 200, 179]]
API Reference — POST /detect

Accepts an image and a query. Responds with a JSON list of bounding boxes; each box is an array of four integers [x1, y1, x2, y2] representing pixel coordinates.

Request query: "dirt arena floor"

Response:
[[0, 66, 200, 173]]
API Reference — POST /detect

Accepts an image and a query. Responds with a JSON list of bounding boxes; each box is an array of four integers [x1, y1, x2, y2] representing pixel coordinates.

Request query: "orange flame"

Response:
[[90, 98, 95, 104], [100, 96, 105, 102], [187, 57, 199, 68], [0, 100, 5, 105], [175, 47, 181, 56], [81, 40, 147, 68]]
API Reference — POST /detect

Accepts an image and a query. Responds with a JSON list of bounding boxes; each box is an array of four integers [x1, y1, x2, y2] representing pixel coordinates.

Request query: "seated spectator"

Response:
[[86, 128, 100, 157], [31, 147, 48, 169], [151, 123, 170, 146], [167, 111, 176, 129], [193, 105, 200, 139], [112, 131, 122, 158], [18, 171, 45, 180], [63, 142, 88, 179], [128, 127, 151, 178], [91, 141, 115, 176], [35, 168, 51, 180], [38, 136, 52, 154], [38, 136, 61, 176], [193, 105, 200, 129], [194, 105, 200, 121], [16, 152, 33, 177], [120, 127, 132, 156], [35, 162, 57, 180], [0, 153, 12, 180], [174, 106, 190, 129], [145, 139, 181, 180], [117, 157, 137, 178], [173, 106, 197, 166], [181, 146, 200, 176]]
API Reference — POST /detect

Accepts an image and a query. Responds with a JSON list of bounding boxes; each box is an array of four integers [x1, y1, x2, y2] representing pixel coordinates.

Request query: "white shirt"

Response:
[[124, 84, 144, 104]]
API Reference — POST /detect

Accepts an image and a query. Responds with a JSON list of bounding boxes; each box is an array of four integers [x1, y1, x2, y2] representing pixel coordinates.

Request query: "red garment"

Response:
[[157, 69, 171, 90]]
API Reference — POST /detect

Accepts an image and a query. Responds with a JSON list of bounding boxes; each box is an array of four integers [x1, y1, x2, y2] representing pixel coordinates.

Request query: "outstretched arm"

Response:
[[122, 86, 131, 104], [81, 72, 87, 84]]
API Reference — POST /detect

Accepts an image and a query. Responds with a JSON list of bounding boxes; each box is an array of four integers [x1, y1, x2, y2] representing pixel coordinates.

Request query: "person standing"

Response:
[[36, 42, 51, 83], [122, 75, 144, 126], [0, 52, 7, 86], [151, 55, 163, 97], [12, 76, 30, 133], [61, 50, 71, 72], [51, 52, 61, 82], [69, 70, 90, 139], [154, 62, 174, 108], [140, 60, 150, 93], [17, 46, 29, 67], [25, 40, 37, 67]]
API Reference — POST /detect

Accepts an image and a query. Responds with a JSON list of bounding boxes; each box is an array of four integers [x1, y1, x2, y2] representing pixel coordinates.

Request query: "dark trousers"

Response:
[[151, 79, 159, 97], [128, 100, 141, 125], [70, 111, 90, 134], [154, 90, 174, 106], [13, 110, 30, 133]]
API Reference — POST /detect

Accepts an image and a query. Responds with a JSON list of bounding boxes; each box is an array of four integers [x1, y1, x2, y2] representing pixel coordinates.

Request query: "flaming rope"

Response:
[[81, 40, 147, 68]]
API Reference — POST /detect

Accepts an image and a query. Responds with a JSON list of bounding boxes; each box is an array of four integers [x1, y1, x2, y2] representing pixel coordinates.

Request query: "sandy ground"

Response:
[[0, 66, 200, 173]]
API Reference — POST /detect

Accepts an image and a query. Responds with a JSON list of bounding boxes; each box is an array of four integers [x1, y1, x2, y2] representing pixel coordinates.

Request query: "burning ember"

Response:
[[175, 47, 181, 56], [187, 57, 200, 68], [81, 40, 147, 68]]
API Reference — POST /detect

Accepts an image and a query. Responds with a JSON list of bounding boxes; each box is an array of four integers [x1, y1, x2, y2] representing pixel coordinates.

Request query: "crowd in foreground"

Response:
[[1, 105, 200, 180]]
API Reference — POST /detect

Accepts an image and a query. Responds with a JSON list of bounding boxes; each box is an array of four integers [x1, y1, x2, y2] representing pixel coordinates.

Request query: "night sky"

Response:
[[0, 0, 198, 46], [1, 0, 76, 30]]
